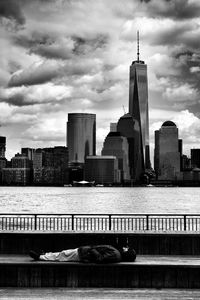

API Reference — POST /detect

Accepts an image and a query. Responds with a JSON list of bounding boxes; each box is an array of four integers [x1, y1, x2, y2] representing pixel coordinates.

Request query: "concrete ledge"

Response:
[[0, 254, 200, 267], [2, 288, 200, 300], [1, 231, 200, 255], [1, 255, 200, 287]]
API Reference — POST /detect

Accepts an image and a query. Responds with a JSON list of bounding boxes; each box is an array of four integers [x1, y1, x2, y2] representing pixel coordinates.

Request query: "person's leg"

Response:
[[40, 251, 63, 261], [39, 248, 80, 261]]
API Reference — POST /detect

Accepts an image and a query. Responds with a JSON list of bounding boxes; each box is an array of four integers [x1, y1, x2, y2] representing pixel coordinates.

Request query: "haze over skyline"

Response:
[[0, 0, 200, 161]]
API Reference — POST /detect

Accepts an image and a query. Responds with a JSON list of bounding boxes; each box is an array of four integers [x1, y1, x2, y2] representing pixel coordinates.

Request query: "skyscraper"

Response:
[[117, 113, 143, 182], [129, 31, 150, 169], [101, 131, 130, 182], [67, 113, 96, 163], [154, 121, 181, 180], [191, 149, 200, 168], [0, 137, 6, 158]]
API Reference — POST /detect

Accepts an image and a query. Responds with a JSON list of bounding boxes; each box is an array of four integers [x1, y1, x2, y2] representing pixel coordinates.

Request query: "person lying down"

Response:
[[29, 244, 136, 263]]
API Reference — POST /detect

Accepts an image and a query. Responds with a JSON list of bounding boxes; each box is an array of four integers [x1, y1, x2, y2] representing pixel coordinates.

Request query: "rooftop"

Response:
[[162, 121, 177, 127]]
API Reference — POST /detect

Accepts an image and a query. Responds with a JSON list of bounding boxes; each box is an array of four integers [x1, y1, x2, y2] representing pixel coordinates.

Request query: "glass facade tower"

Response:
[[129, 34, 150, 169], [67, 113, 96, 163]]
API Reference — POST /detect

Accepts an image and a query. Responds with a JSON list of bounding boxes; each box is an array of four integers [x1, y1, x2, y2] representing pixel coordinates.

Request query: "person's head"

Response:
[[120, 246, 136, 262]]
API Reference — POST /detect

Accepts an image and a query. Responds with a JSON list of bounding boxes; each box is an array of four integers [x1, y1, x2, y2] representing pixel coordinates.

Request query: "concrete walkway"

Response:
[[1, 288, 200, 299]]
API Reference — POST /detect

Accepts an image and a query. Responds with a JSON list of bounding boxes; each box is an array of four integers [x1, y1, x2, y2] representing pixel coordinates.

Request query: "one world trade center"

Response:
[[129, 31, 151, 170]]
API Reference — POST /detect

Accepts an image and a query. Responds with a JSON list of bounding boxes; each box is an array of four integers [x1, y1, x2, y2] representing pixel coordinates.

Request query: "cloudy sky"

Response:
[[1, 0, 200, 162]]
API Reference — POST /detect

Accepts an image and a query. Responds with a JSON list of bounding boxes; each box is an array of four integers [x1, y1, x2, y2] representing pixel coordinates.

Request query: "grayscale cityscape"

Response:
[[0, 30, 199, 187], [2, 1, 200, 299]]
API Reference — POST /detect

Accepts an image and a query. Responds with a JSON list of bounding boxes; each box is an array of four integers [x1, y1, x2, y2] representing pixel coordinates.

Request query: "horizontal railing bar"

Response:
[[1, 213, 200, 216]]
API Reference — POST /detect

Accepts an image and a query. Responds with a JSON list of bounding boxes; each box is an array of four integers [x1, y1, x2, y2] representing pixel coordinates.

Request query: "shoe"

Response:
[[29, 250, 40, 261]]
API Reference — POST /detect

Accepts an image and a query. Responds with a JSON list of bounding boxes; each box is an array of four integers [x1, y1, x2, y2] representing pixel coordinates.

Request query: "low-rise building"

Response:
[[2, 168, 30, 186], [2, 154, 31, 185], [33, 147, 68, 185], [84, 155, 120, 185]]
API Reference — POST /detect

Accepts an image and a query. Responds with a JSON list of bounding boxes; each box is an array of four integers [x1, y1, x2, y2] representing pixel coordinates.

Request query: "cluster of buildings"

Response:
[[0, 144, 68, 186], [0, 35, 199, 186]]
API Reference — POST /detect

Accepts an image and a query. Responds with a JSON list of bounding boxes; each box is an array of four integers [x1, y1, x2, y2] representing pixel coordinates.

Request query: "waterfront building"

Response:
[[2, 168, 30, 186], [84, 156, 120, 185], [191, 149, 200, 169], [33, 147, 68, 185], [117, 113, 143, 182], [12, 153, 30, 168], [33, 148, 53, 185], [67, 113, 96, 163], [67, 161, 84, 184], [178, 139, 183, 171], [0, 158, 7, 184], [129, 32, 150, 169], [154, 121, 181, 180], [53, 146, 69, 185], [2, 154, 31, 185], [21, 148, 35, 161], [102, 132, 130, 182], [182, 155, 191, 171], [0, 136, 6, 158]]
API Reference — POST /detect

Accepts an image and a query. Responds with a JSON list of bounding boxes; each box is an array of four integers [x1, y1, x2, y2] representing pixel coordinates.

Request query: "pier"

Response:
[[1, 230, 200, 288]]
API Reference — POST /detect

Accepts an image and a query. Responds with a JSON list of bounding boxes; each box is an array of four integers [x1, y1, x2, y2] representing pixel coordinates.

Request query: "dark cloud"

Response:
[[13, 32, 51, 49], [14, 31, 109, 61], [8, 53, 103, 87], [8, 61, 22, 75], [143, 21, 200, 50], [0, 82, 72, 107], [30, 43, 73, 60], [8, 61, 60, 87], [0, 0, 25, 26], [171, 50, 200, 88], [143, 0, 200, 20], [6, 92, 27, 107], [72, 34, 109, 55]]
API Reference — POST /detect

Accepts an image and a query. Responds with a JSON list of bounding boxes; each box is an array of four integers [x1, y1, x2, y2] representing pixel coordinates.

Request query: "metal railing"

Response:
[[1, 214, 200, 232]]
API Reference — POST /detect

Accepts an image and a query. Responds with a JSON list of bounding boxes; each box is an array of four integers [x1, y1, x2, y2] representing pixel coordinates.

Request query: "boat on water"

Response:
[[146, 184, 155, 187], [72, 180, 95, 187]]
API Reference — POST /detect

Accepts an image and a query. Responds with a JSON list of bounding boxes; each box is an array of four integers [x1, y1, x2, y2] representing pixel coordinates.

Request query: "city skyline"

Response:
[[1, 0, 200, 160]]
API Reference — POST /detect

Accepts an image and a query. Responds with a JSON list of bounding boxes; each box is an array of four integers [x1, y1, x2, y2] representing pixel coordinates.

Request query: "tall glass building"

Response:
[[117, 113, 143, 182], [154, 121, 181, 180], [67, 113, 96, 163], [129, 33, 150, 169]]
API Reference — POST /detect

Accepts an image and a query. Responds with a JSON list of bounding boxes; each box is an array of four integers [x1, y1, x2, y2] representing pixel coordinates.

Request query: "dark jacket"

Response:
[[78, 245, 121, 263]]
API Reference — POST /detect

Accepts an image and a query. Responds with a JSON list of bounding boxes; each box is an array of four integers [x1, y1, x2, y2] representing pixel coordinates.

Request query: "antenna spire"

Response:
[[137, 30, 140, 62]]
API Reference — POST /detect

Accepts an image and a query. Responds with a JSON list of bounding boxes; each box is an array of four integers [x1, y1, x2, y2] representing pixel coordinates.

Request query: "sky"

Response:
[[1, 0, 200, 162]]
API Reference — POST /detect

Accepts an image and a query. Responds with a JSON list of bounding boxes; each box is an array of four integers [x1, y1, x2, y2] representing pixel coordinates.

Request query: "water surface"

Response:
[[0, 186, 199, 214]]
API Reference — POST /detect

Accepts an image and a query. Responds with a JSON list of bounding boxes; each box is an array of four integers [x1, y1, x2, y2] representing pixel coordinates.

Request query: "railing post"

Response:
[[34, 214, 37, 231], [184, 215, 187, 231], [72, 214, 74, 230], [109, 215, 112, 230], [146, 215, 149, 230]]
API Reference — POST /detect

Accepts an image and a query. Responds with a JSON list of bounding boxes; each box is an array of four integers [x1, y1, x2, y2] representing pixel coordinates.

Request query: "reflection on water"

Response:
[[0, 186, 199, 214]]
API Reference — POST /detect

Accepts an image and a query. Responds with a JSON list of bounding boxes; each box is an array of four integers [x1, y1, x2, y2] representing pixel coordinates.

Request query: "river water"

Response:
[[0, 186, 199, 215]]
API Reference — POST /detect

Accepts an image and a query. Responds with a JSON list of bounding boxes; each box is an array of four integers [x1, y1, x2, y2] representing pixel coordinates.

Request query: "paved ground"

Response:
[[1, 288, 200, 299]]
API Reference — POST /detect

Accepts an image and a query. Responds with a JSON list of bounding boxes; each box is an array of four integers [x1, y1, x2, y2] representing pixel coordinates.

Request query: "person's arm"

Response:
[[91, 246, 121, 263], [89, 248, 102, 262]]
